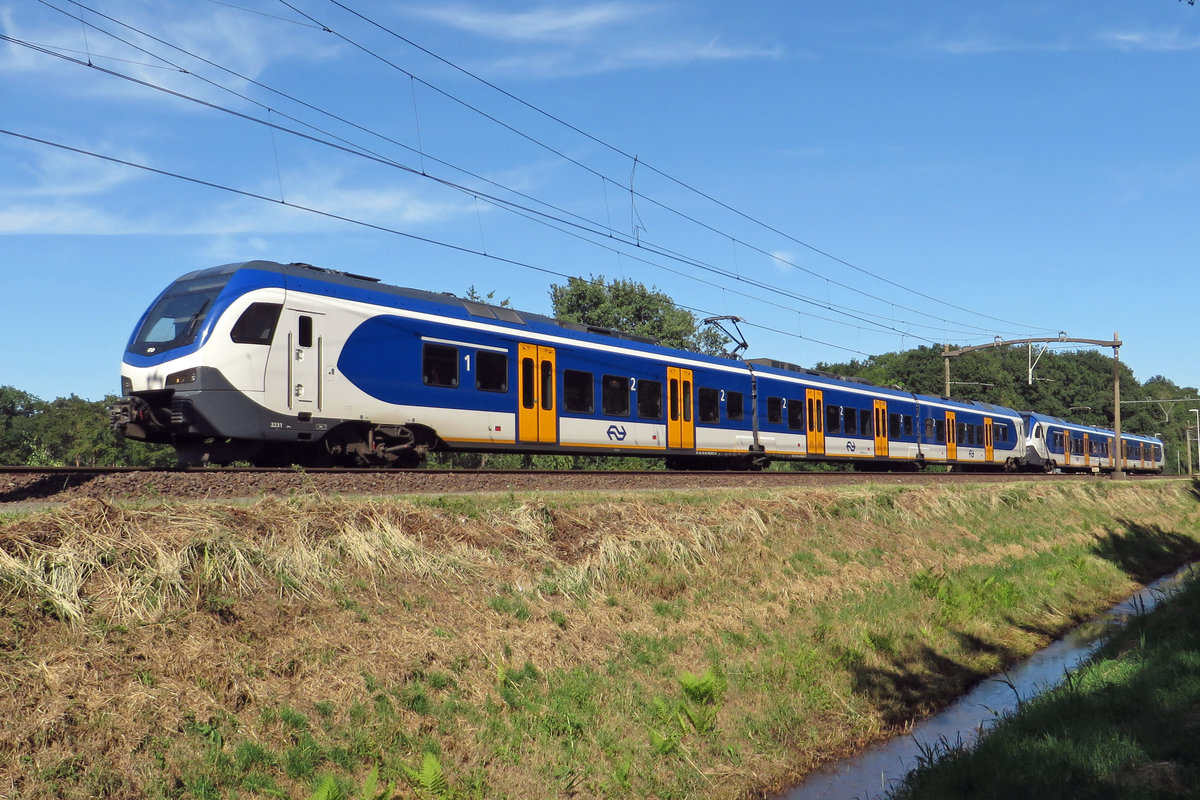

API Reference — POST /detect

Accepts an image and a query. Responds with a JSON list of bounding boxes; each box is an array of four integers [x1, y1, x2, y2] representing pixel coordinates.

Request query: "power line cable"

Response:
[[16, 3, 1046, 348], [7, 17, 994, 343], [313, 0, 1062, 336], [276, 0, 1044, 338], [0, 126, 870, 357]]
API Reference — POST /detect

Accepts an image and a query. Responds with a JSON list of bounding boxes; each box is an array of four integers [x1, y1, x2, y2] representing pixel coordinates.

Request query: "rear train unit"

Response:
[[110, 261, 1163, 474]]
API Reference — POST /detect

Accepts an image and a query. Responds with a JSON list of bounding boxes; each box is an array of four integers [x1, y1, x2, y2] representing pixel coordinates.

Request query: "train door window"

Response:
[[540, 359, 554, 411], [602, 375, 631, 416], [297, 315, 314, 348], [889, 413, 902, 438], [475, 351, 508, 392], [934, 419, 946, 443], [682, 379, 692, 422], [638, 380, 663, 419], [767, 396, 783, 424], [825, 404, 842, 435], [860, 409, 873, 436], [726, 391, 745, 421], [423, 343, 459, 387], [697, 387, 720, 423], [230, 302, 282, 345], [844, 408, 858, 435], [521, 357, 535, 408], [788, 398, 804, 431], [563, 370, 593, 413]]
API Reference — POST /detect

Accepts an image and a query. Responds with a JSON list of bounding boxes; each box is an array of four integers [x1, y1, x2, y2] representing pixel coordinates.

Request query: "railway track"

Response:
[[0, 465, 1164, 506]]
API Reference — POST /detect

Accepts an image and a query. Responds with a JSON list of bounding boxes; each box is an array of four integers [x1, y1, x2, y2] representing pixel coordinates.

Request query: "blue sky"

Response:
[[2, 0, 1198, 403]]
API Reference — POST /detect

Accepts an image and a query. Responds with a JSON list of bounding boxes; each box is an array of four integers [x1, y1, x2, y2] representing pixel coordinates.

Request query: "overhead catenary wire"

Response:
[[310, 0, 1063, 337], [0, 126, 870, 357], [274, 0, 1052, 338], [14, 1, 1053, 354], [4, 15, 998, 344]]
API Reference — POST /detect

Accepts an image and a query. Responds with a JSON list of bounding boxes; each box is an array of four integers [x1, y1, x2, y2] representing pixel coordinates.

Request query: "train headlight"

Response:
[[166, 368, 197, 386], [121, 376, 133, 395]]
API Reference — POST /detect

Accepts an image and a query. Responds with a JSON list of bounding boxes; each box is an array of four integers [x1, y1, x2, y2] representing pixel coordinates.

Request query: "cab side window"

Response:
[[230, 303, 282, 345]]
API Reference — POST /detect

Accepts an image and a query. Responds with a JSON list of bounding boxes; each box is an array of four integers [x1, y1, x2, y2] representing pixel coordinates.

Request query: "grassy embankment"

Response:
[[887, 562, 1200, 799], [0, 479, 1198, 799]]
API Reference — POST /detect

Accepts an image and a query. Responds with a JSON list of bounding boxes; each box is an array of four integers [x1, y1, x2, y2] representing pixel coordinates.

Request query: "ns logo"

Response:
[[606, 425, 628, 442]]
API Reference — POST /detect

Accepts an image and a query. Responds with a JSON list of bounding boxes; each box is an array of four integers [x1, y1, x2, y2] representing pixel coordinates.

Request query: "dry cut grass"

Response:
[[0, 480, 1197, 800]]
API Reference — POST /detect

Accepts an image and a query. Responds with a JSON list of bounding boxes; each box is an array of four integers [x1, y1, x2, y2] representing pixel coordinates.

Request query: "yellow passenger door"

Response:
[[806, 389, 825, 456], [874, 399, 889, 458], [667, 367, 694, 450], [518, 343, 556, 444]]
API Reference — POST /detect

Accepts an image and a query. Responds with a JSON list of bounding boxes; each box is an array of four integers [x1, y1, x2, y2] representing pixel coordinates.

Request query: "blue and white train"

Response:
[[110, 261, 1164, 474]]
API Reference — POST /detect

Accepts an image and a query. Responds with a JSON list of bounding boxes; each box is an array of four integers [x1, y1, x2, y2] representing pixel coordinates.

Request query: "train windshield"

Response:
[[130, 274, 228, 356]]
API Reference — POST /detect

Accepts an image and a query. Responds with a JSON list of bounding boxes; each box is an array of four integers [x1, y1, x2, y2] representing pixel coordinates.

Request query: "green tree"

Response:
[[0, 385, 40, 465], [0, 387, 176, 467], [549, 275, 730, 356]]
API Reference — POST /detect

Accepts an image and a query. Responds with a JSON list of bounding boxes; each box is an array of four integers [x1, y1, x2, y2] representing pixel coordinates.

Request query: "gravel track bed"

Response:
[[0, 468, 1102, 505]]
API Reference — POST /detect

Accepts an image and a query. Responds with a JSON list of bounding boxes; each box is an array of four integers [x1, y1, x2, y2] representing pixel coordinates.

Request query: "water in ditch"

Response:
[[781, 565, 1196, 800]]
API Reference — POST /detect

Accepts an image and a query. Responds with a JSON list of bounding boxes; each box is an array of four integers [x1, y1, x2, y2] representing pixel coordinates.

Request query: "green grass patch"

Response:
[[887, 567, 1200, 799]]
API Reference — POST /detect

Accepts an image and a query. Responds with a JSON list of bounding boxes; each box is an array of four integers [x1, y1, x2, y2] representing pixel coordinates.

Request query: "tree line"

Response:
[[0, 386, 177, 467]]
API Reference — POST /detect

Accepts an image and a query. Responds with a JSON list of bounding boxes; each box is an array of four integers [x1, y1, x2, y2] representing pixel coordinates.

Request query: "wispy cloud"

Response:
[[917, 24, 1200, 56], [409, 3, 648, 42], [915, 30, 1074, 56], [403, 1, 782, 76], [1, 1, 337, 106], [1096, 28, 1200, 52]]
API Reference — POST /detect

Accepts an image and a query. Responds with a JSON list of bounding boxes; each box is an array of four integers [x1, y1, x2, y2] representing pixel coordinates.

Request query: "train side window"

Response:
[[958, 422, 969, 446], [788, 398, 804, 431], [995, 424, 1007, 443], [726, 391, 745, 421], [639, 380, 663, 419], [767, 396, 783, 424], [825, 404, 841, 435], [298, 315, 313, 348], [697, 387, 720, 424], [889, 413, 902, 438], [563, 370, 594, 413], [924, 418, 934, 440], [230, 302, 282, 345], [602, 375, 631, 416], [422, 343, 458, 387], [902, 415, 914, 436], [934, 419, 946, 443], [844, 408, 857, 435], [475, 351, 508, 392], [860, 409, 873, 436]]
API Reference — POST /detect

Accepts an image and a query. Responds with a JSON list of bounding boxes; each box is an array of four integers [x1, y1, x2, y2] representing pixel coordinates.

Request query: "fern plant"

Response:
[[401, 753, 450, 799], [308, 767, 394, 800]]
